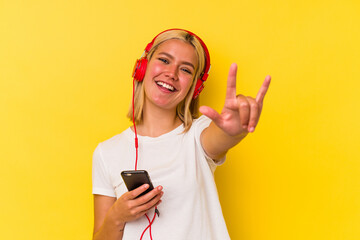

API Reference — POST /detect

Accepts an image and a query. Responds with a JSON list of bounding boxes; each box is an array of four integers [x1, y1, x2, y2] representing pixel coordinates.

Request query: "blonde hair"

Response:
[[127, 29, 207, 132]]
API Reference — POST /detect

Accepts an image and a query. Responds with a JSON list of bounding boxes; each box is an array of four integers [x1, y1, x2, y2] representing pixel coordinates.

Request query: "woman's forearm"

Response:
[[93, 218, 125, 240], [201, 121, 248, 160]]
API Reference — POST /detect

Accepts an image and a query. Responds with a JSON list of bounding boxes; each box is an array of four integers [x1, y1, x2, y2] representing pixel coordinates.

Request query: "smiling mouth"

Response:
[[155, 81, 177, 92]]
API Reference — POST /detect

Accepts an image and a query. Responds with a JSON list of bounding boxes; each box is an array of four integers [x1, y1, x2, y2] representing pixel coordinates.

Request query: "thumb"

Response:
[[199, 106, 222, 126]]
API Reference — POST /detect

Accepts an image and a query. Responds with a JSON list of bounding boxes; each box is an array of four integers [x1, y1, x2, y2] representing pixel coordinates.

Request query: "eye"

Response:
[[158, 58, 169, 64], [181, 68, 193, 75]]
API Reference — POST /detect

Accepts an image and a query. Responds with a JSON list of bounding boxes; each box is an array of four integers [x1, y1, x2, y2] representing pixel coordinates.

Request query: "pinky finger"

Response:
[[256, 75, 271, 103]]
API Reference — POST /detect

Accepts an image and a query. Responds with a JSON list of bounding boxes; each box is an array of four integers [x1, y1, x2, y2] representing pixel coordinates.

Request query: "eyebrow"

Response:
[[157, 52, 196, 70]]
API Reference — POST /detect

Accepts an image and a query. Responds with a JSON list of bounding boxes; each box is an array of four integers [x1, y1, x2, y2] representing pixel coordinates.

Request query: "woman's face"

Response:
[[143, 39, 198, 112]]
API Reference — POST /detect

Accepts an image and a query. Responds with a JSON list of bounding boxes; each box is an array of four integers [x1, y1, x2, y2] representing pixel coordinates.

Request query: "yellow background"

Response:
[[1, 0, 359, 239]]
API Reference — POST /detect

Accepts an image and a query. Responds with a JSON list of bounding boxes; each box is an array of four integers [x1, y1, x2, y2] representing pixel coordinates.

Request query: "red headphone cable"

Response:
[[132, 77, 139, 171], [132, 76, 159, 240], [140, 211, 157, 240]]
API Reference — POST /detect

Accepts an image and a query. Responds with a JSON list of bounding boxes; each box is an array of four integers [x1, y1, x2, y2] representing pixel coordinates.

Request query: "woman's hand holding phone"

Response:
[[107, 184, 163, 227]]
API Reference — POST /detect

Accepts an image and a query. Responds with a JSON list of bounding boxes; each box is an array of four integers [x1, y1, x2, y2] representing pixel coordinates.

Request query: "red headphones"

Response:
[[132, 28, 211, 99]]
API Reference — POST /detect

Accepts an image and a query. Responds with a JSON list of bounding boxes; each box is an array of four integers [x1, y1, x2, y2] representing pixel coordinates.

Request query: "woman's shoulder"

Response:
[[184, 115, 212, 138], [191, 115, 211, 129]]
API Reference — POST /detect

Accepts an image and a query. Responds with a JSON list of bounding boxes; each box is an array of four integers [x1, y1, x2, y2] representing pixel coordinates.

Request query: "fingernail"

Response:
[[157, 186, 163, 191], [242, 125, 248, 129], [249, 127, 255, 132], [144, 184, 149, 189]]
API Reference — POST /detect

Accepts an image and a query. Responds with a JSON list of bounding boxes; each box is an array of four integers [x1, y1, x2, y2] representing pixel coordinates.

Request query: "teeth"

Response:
[[156, 81, 175, 91]]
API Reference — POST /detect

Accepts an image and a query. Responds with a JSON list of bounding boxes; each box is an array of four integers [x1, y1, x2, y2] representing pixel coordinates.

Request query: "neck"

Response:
[[135, 102, 182, 137]]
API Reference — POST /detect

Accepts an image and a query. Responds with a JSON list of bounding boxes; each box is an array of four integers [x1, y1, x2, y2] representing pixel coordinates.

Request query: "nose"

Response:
[[164, 64, 178, 80]]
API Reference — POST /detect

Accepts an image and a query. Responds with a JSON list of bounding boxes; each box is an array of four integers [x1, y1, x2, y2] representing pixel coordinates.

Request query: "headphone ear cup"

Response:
[[192, 71, 209, 99], [192, 79, 205, 99], [132, 58, 148, 82]]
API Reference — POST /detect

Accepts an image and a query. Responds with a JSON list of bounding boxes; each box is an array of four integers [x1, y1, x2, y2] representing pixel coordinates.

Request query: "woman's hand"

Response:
[[107, 184, 163, 227], [93, 185, 163, 239], [200, 63, 271, 137], [199, 63, 271, 160]]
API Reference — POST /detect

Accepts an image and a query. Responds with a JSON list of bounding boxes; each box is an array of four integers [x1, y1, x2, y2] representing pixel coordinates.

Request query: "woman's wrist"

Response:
[[108, 216, 125, 231], [114, 220, 126, 231], [101, 218, 125, 235], [104, 208, 126, 232]]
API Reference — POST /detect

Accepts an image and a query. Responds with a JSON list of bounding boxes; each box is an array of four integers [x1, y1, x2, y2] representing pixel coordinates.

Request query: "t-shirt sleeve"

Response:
[[92, 144, 116, 197], [194, 115, 226, 171]]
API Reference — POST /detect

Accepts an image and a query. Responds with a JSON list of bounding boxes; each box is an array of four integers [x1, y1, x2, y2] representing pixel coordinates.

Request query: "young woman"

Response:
[[92, 29, 271, 240]]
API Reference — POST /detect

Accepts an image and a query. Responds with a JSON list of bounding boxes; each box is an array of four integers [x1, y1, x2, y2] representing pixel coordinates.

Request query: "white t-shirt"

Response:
[[92, 115, 230, 240]]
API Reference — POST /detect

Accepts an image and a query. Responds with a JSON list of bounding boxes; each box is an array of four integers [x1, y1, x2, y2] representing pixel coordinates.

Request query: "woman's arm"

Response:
[[200, 63, 271, 160], [93, 195, 124, 240], [93, 184, 163, 240]]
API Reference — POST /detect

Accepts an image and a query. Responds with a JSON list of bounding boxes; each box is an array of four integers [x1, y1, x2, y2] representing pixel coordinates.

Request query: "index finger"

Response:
[[225, 63, 238, 100], [126, 184, 150, 200], [256, 75, 271, 103]]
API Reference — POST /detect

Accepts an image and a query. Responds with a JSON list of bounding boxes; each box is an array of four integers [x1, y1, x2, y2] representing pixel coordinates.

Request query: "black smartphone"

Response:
[[121, 170, 154, 198]]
